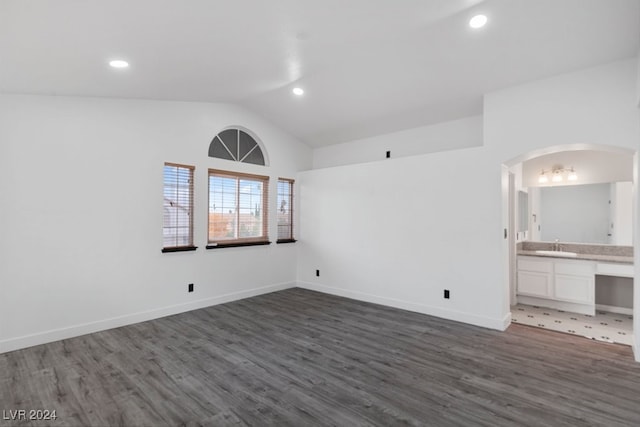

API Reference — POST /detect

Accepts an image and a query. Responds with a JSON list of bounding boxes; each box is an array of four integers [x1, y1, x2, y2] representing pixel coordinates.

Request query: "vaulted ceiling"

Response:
[[1, 0, 638, 147]]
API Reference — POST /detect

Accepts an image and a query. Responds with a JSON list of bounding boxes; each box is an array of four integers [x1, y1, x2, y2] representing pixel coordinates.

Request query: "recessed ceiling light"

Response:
[[109, 60, 129, 69], [292, 87, 304, 96], [469, 14, 487, 29]]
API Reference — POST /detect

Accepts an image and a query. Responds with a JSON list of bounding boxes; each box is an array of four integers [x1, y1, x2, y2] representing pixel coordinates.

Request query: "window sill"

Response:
[[206, 241, 271, 249], [276, 239, 297, 244], [162, 246, 198, 253]]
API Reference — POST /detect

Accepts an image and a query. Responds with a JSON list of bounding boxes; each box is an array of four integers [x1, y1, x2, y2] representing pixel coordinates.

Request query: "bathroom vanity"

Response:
[[516, 242, 633, 315]]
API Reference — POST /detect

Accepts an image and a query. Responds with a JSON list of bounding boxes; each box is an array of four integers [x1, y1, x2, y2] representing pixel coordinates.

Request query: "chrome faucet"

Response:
[[553, 239, 561, 252]]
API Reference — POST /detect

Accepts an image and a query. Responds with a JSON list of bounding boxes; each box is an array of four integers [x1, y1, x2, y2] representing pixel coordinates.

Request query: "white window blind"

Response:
[[163, 163, 195, 252], [277, 178, 295, 243]]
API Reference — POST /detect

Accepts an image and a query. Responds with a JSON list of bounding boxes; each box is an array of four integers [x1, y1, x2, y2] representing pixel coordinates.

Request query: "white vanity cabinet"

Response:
[[517, 257, 553, 298], [517, 256, 597, 314], [553, 260, 595, 304]]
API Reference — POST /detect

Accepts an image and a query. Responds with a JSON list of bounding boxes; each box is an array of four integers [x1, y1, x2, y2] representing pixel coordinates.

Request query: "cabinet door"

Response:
[[517, 271, 551, 298], [554, 274, 594, 304]]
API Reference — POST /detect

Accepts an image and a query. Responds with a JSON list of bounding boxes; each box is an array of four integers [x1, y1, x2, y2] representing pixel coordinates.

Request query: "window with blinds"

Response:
[[207, 169, 270, 248], [162, 163, 196, 252], [277, 178, 295, 243]]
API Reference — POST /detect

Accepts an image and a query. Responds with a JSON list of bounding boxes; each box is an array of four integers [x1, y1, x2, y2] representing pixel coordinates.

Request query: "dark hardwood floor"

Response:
[[1, 288, 639, 426]]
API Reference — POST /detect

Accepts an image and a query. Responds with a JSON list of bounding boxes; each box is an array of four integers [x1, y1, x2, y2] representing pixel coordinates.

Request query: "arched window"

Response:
[[208, 128, 267, 166]]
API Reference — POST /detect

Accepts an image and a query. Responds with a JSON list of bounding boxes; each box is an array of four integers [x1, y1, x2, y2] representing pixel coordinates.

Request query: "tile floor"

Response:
[[511, 303, 633, 346]]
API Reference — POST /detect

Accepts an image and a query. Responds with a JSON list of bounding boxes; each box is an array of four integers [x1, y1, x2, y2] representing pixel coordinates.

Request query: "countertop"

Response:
[[517, 250, 633, 265]]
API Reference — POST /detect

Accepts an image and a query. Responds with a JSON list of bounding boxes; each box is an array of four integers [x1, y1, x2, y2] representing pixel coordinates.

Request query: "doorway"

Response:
[[503, 144, 637, 348]]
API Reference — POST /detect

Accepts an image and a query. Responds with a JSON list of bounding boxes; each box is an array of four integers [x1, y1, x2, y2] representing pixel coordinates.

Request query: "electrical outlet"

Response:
[[188, 283, 194, 293], [386, 151, 391, 158], [316, 269, 320, 277], [444, 289, 450, 299]]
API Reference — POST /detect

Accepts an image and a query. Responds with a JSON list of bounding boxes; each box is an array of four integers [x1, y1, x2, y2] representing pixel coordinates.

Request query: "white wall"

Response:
[[485, 58, 638, 158], [298, 58, 639, 336], [298, 147, 507, 329], [312, 116, 482, 169], [637, 50, 640, 106], [0, 94, 312, 353], [636, 50, 640, 361]]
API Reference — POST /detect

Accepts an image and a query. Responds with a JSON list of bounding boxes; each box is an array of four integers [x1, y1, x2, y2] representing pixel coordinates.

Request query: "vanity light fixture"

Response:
[[538, 171, 548, 184], [538, 166, 578, 184]]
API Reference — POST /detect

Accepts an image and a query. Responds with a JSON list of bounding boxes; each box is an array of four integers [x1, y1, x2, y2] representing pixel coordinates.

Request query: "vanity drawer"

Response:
[[555, 261, 595, 276], [596, 263, 634, 278], [518, 258, 552, 273]]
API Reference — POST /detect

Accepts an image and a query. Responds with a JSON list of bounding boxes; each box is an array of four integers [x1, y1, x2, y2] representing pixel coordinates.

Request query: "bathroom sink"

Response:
[[535, 250, 578, 258]]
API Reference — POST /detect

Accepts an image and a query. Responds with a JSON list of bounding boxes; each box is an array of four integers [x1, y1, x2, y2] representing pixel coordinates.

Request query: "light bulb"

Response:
[[469, 15, 488, 29], [538, 173, 548, 184], [568, 169, 577, 181], [109, 60, 129, 68], [552, 172, 563, 183]]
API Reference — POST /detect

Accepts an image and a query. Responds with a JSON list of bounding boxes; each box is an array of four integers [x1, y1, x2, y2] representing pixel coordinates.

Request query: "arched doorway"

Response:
[[503, 144, 637, 348]]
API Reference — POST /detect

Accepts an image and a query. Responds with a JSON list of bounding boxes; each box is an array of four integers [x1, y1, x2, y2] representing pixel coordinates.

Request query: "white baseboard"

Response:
[[595, 304, 634, 316], [634, 340, 640, 363], [297, 281, 509, 331], [0, 281, 296, 354], [501, 311, 513, 330]]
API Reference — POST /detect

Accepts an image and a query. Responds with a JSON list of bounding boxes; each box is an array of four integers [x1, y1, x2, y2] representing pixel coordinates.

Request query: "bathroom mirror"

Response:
[[534, 182, 632, 245]]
